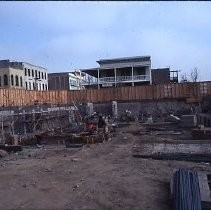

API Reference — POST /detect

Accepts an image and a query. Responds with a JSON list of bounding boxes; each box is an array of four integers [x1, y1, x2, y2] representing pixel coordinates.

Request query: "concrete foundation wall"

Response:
[[0, 104, 82, 143], [93, 100, 197, 118], [118, 100, 191, 116], [93, 103, 112, 116], [0, 100, 201, 144]]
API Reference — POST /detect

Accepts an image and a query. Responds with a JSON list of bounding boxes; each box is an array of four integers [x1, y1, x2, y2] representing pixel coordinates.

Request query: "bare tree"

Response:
[[180, 72, 189, 83], [190, 67, 199, 82]]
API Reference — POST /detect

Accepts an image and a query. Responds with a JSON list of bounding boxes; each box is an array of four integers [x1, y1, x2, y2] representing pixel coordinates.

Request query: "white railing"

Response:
[[133, 75, 150, 81], [99, 75, 150, 83], [82, 75, 150, 85], [99, 77, 115, 82], [81, 79, 97, 85]]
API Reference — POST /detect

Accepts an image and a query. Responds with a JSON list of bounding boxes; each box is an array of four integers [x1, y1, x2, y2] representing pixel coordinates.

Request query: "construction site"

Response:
[[0, 82, 211, 210]]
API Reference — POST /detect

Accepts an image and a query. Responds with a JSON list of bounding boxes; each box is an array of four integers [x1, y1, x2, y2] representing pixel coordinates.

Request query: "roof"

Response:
[[80, 68, 99, 77], [0, 59, 47, 70], [97, 56, 151, 65], [151, 68, 170, 71], [0, 59, 23, 70], [48, 71, 86, 77], [22, 62, 47, 70], [80, 67, 99, 72], [48, 72, 70, 76]]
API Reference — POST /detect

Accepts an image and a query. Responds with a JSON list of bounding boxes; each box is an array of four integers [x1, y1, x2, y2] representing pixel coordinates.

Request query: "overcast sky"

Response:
[[0, 1, 211, 81]]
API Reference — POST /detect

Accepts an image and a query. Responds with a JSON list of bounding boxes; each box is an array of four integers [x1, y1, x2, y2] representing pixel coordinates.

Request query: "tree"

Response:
[[190, 67, 199, 82], [180, 72, 189, 83]]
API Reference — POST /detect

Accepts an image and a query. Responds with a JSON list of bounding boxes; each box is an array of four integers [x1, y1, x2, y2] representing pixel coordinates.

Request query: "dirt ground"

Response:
[[0, 122, 211, 210]]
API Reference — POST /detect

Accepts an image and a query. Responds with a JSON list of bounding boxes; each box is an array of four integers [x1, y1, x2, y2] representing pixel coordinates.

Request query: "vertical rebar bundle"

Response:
[[172, 169, 202, 210]]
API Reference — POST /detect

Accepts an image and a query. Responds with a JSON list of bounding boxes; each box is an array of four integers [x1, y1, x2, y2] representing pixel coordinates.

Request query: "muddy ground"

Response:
[[0, 122, 211, 210]]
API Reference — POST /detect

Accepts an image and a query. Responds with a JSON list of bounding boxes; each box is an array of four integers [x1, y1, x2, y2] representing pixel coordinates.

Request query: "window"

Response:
[[38, 71, 40, 79], [4, 74, 8, 86], [28, 69, 30, 77], [11, 75, 14, 86], [25, 68, 27, 76], [42, 72, 44, 79], [42, 84, 44, 90], [29, 82, 31, 90], [20, 77, 23, 87], [33, 82, 35, 90], [35, 70, 37, 78], [44, 73, 47, 80], [32, 69, 34, 77], [25, 82, 28, 90], [45, 84, 47, 90], [15, 75, 19, 86], [70, 79, 77, 86], [39, 83, 41, 90]]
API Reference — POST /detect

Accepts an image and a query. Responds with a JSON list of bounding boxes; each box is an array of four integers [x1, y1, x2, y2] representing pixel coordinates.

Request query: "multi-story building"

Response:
[[81, 56, 152, 88], [0, 60, 24, 89], [48, 70, 86, 90], [0, 60, 48, 91], [23, 62, 48, 91], [151, 68, 179, 84]]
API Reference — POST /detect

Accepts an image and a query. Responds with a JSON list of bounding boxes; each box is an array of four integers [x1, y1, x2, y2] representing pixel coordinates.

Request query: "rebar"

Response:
[[172, 169, 201, 210]]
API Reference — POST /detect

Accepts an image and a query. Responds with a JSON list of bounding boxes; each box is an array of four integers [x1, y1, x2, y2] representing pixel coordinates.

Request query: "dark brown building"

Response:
[[48, 73, 70, 90], [151, 68, 178, 84], [48, 71, 86, 90]]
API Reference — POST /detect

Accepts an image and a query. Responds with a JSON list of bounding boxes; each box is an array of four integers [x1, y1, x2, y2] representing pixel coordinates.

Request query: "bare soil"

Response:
[[0, 122, 211, 210]]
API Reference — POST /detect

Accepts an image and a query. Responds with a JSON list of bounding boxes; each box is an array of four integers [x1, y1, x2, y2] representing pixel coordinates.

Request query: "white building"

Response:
[[81, 56, 152, 89], [23, 62, 48, 91]]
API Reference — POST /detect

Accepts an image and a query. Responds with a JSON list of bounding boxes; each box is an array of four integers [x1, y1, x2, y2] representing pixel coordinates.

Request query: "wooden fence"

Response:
[[0, 82, 211, 107]]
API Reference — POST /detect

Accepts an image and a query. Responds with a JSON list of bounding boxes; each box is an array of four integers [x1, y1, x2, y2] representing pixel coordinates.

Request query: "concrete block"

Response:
[[180, 114, 197, 128], [112, 101, 118, 118], [86, 103, 93, 116]]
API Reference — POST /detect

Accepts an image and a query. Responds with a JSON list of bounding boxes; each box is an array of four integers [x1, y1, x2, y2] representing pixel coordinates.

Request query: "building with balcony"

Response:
[[48, 70, 86, 90], [0, 60, 48, 91], [81, 56, 152, 88]]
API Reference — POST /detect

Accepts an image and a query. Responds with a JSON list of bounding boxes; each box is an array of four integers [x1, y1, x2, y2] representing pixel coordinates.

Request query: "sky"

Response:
[[0, 1, 211, 81]]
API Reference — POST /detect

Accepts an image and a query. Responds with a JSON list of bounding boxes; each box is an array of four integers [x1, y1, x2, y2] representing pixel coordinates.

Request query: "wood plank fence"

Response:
[[0, 81, 211, 107]]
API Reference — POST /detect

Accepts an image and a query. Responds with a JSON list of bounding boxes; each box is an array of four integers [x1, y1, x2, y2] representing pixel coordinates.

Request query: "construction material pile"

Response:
[[172, 169, 201, 210]]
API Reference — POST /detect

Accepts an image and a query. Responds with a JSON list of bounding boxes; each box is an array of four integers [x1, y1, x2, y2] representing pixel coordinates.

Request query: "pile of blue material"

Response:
[[172, 169, 201, 210]]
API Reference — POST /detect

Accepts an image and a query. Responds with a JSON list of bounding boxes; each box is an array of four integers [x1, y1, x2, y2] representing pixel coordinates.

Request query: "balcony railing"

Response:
[[99, 75, 150, 83], [99, 77, 115, 83], [82, 75, 150, 85]]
